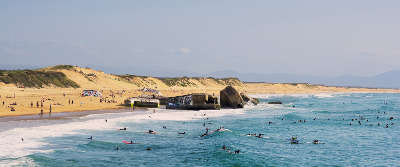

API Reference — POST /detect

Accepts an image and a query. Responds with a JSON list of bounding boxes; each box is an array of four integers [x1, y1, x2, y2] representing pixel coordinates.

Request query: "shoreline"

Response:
[[0, 107, 150, 122], [1, 91, 398, 120]]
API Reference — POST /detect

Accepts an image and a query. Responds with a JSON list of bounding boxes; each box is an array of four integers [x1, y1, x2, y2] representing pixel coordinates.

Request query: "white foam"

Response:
[[249, 94, 312, 99], [0, 108, 249, 163]]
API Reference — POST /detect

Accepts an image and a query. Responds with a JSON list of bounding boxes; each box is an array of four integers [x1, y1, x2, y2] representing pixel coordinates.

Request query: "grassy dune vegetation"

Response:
[[0, 69, 80, 88]]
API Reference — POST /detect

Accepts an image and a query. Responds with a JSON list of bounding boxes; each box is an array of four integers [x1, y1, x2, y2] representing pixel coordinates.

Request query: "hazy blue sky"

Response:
[[1, 0, 400, 77]]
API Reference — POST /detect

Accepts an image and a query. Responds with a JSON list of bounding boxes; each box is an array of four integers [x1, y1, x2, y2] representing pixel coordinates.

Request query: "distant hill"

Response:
[[209, 70, 400, 89]]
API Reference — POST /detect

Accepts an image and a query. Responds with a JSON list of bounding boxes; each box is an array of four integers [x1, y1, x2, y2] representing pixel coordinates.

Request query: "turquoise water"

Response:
[[2, 93, 400, 166]]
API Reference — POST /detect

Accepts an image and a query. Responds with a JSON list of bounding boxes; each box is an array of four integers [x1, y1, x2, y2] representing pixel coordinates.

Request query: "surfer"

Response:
[[88, 136, 93, 140], [313, 140, 321, 144], [290, 137, 299, 144], [148, 130, 156, 134], [119, 128, 127, 131], [178, 132, 186, 135]]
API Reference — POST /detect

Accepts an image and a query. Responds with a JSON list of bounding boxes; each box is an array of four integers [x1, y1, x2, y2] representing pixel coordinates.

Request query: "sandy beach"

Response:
[[1, 66, 399, 117]]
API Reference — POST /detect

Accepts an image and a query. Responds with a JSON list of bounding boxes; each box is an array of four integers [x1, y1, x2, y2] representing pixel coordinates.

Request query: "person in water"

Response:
[[313, 140, 320, 144], [222, 145, 226, 150], [256, 134, 264, 138], [148, 130, 156, 134], [290, 137, 299, 144], [163, 126, 167, 129]]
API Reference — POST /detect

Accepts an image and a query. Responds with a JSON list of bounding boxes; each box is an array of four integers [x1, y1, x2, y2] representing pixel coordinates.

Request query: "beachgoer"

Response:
[[49, 104, 52, 113], [21, 138, 24, 142], [40, 109, 43, 115], [30, 102, 33, 108], [36, 101, 39, 108], [105, 119, 108, 123]]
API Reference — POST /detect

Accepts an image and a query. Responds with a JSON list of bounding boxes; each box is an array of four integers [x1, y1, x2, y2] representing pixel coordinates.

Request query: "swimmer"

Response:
[[146, 147, 152, 151]]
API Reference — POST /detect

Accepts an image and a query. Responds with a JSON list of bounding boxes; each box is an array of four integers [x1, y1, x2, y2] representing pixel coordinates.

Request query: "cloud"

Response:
[[179, 48, 191, 55]]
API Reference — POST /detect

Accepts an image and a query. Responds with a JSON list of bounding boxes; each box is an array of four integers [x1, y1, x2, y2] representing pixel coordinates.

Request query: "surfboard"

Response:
[[122, 140, 133, 144]]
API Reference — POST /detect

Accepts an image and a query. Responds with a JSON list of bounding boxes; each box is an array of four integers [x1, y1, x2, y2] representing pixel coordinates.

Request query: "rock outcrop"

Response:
[[220, 86, 244, 108], [240, 93, 259, 105]]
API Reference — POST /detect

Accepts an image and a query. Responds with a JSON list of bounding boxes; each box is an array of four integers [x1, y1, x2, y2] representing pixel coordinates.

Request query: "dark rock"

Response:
[[220, 86, 244, 108], [240, 93, 259, 105]]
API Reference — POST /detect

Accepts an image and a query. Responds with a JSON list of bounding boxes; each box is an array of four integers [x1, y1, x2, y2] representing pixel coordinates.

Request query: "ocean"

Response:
[[1, 93, 399, 166]]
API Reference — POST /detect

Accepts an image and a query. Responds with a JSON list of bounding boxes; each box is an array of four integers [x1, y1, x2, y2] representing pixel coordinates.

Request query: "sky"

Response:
[[1, 0, 400, 77]]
